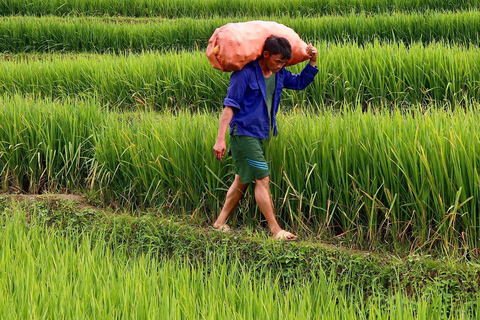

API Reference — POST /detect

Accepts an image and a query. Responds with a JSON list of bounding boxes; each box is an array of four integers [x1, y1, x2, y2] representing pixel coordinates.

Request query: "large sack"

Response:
[[206, 21, 310, 72]]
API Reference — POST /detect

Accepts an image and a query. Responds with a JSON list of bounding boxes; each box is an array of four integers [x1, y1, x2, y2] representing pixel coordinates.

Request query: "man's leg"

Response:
[[254, 176, 297, 239], [213, 174, 248, 229]]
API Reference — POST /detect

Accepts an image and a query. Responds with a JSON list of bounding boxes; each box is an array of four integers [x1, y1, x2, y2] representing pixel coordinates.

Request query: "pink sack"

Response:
[[206, 21, 310, 72]]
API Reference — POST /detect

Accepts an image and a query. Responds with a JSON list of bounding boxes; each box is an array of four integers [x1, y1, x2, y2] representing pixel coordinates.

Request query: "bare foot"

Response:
[[272, 230, 297, 241], [213, 223, 232, 233]]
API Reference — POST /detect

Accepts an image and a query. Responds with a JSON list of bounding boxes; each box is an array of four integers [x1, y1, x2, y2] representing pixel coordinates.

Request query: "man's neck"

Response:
[[258, 58, 273, 78]]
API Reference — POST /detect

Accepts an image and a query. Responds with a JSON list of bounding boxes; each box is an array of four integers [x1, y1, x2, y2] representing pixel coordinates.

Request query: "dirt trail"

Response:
[[2, 193, 99, 211]]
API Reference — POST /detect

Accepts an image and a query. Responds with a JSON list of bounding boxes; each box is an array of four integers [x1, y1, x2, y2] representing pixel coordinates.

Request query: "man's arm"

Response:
[[213, 69, 248, 162], [283, 44, 318, 90], [213, 106, 234, 162]]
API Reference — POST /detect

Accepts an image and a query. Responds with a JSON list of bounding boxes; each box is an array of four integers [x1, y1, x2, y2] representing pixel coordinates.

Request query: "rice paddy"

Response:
[[1, 0, 477, 17], [2, 207, 477, 319], [1, 1, 480, 318], [1, 96, 480, 252], [0, 41, 479, 108], [1, 11, 480, 54]]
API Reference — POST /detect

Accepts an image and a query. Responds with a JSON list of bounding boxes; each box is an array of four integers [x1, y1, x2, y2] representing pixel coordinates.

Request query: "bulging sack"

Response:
[[206, 21, 310, 72]]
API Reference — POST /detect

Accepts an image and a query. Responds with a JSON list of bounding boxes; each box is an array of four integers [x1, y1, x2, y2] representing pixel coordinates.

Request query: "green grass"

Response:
[[2, 11, 480, 53], [0, 41, 479, 108], [0, 203, 477, 319], [93, 103, 480, 253], [3, 0, 480, 314], [0, 96, 103, 193], [0, 0, 476, 17], [2, 96, 480, 253]]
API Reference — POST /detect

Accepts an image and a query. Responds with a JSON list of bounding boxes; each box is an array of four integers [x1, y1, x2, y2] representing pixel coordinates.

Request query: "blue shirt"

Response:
[[223, 60, 318, 140]]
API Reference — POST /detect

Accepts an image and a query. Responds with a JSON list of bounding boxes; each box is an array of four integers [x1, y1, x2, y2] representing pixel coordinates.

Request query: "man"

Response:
[[212, 35, 318, 240]]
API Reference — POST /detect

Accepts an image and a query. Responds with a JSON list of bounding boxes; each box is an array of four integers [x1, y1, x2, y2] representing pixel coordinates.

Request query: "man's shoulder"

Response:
[[233, 61, 256, 75], [245, 60, 258, 69], [230, 62, 257, 84]]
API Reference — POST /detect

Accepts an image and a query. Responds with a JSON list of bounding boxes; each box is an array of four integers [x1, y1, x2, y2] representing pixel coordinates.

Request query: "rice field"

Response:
[[0, 0, 477, 17], [0, 41, 479, 108], [1, 96, 480, 253], [1, 11, 480, 54], [1, 209, 475, 319], [2, 0, 480, 317]]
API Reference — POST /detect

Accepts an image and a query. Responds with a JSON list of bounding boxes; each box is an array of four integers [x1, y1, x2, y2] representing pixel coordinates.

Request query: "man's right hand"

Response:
[[214, 106, 234, 162], [213, 138, 226, 162]]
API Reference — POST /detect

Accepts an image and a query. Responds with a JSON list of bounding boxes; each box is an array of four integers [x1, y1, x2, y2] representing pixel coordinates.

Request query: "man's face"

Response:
[[263, 51, 288, 73]]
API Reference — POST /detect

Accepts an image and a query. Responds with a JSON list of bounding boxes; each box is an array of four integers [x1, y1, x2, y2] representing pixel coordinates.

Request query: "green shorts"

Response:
[[229, 135, 270, 184]]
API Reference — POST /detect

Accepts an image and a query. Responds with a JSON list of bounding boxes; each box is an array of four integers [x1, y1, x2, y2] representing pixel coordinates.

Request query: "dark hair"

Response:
[[263, 35, 292, 60]]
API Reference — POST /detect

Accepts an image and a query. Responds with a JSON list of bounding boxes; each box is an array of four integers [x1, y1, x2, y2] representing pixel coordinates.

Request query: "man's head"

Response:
[[261, 36, 292, 73]]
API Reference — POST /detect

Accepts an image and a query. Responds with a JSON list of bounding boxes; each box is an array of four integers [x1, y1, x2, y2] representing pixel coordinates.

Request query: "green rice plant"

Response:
[[92, 110, 232, 211], [2, 96, 480, 251], [0, 96, 103, 193], [0, 208, 475, 319], [269, 106, 480, 252], [7, 196, 480, 301], [0, 0, 476, 17], [2, 11, 480, 54], [0, 41, 479, 108], [0, 50, 228, 109], [91, 105, 480, 251]]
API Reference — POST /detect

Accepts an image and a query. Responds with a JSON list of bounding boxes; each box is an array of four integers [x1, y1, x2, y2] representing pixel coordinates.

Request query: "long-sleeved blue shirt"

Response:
[[223, 60, 318, 139]]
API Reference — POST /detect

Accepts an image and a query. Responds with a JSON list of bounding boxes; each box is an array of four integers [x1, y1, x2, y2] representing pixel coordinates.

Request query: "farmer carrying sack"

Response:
[[206, 21, 310, 72]]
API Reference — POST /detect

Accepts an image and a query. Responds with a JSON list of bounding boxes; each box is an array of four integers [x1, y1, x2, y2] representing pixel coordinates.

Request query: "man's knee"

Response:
[[234, 175, 249, 186], [255, 175, 270, 188], [234, 174, 245, 184], [232, 175, 248, 194]]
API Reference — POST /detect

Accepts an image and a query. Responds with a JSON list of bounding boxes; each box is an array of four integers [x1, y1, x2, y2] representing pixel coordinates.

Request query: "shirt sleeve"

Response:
[[283, 63, 319, 90], [223, 70, 248, 112]]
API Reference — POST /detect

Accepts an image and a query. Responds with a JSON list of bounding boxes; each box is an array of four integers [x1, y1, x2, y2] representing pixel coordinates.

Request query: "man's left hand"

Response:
[[307, 44, 317, 67]]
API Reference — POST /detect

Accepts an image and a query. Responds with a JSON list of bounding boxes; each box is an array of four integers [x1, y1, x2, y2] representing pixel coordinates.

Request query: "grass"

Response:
[[0, 41, 479, 108], [0, 96, 103, 193], [0, 199, 478, 318], [2, 11, 480, 54], [3, 0, 480, 315], [0, 0, 477, 17], [1, 96, 480, 254]]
